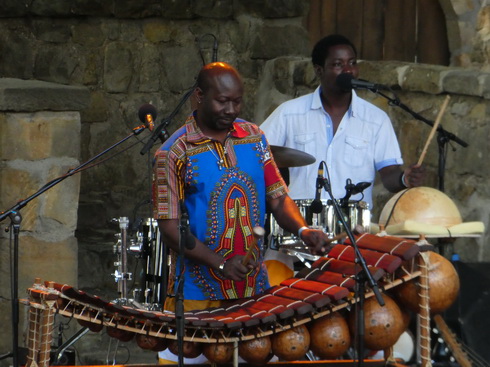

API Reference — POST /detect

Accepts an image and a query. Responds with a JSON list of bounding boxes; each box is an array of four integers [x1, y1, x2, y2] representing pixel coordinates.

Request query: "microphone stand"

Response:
[[0, 125, 147, 367], [140, 84, 196, 156], [319, 177, 385, 367], [376, 89, 468, 192], [175, 200, 192, 367]]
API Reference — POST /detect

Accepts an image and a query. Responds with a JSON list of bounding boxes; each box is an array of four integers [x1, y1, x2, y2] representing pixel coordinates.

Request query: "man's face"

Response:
[[197, 72, 243, 133], [315, 44, 359, 93]]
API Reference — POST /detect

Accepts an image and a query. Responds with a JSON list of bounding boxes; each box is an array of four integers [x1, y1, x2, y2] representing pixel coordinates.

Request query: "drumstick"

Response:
[[331, 231, 347, 243], [417, 94, 451, 166], [242, 226, 265, 266]]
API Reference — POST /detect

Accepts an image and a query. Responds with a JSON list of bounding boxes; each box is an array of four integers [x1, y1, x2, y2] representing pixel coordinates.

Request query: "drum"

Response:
[[133, 218, 167, 309], [325, 200, 371, 236], [269, 199, 329, 250], [269, 200, 371, 249]]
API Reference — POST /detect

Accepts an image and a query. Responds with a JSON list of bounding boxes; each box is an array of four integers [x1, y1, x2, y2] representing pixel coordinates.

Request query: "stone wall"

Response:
[[0, 0, 489, 365], [0, 78, 89, 363]]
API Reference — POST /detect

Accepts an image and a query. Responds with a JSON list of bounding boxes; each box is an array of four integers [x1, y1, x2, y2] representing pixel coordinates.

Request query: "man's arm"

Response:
[[267, 193, 333, 255], [379, 164, 426, 193], [158, 218, 254, 281]]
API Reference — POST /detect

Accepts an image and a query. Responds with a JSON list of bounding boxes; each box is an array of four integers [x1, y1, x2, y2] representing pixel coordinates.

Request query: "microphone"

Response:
[[212, 38, 218, 62], [336, 73, 389, 92], [310, 162, 325, 214], [351, 181, 371, 195], [138, 103, 157, 131]]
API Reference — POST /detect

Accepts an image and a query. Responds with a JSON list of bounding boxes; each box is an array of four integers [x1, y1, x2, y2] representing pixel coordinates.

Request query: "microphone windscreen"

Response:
[[336, 73, 354, 92], [138, 103, 158, 123], [310, 199, 324, 214]]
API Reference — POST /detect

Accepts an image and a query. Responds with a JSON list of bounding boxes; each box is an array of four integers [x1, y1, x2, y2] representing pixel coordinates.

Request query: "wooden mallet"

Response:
[[242, 226, 265, 266]]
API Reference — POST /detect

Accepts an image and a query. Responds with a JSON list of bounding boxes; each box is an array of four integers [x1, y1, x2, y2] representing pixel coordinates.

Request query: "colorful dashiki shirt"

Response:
[[154, 113, 287, 301]]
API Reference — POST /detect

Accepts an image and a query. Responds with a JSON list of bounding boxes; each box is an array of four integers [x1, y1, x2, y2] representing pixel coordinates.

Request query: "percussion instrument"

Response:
[[395, 250, 460, 314], [270, 145, 316, 168], [24, 233, 431, 367], [348, 293, 405, 351], [308, 312, 351, 359], [269, 199, 371, 256], [113, 217, 167, 310]]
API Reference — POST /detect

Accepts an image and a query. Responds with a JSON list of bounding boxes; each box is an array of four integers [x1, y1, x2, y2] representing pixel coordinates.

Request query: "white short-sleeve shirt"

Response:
[[260, 87, 403, 208]]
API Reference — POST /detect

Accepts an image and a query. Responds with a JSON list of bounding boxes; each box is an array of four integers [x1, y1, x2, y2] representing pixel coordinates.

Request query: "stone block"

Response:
[[104, 43, 133, 93], [82, 53, 102, 86], [34, 45, 79, 85], [237, 0, 309, 18], [143, 20, 174, 43], [0, 30, 35, 79], [0, 0, 28, 16], [0, 165, 40, 232], [161, 46, 202, 92], [29, 0, 72, 16], [442, 69, 481, 96], [72, 0, 114, 16], [82, 91, 109, 123], [72, 22, 105, 47], [359, 60, 409, 89], [0, 111, 81, 160], [291, 59, 316, 88], [32, 19, 72, 43], [0, 235, 78, 296], [193, 0, 233, 18], [480, 73, 490, 99], [113, 0, 162, 18], [0, 78, 90, 112], [400, 64, 449, 94], [138, 43, 162, 92], [250, 24, 309, 60], [41, 166, 80, 238], [161, 0, 193, 19]]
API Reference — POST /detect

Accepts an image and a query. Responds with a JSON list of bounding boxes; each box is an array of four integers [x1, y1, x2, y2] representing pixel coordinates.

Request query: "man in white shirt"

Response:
[[261, 34, 425, 209]]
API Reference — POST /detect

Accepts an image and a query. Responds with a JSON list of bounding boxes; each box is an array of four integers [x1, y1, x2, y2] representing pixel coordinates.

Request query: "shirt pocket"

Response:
[[293, 133, 316, 155], [343, 136, 369, 167]]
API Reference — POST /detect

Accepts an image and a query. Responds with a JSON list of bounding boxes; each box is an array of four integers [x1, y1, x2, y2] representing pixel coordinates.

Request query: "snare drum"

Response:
[[325, 200, 371, 236], [269, 199, 371, 249], [269, 199, 329, 249]]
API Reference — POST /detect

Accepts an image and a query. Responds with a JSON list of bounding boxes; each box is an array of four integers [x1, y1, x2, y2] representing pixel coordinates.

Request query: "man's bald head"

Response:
[[196, 62, 242, 92]]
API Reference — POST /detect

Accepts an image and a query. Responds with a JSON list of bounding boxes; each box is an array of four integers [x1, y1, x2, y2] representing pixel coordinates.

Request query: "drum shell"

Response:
[[271, 325, 310, 361], [203, 342, 233, 364], [348, 294, 405, 350], [309, 312, 351, 359], [270, 199, 370, 244], [269, 199, 329, 245], [239, 336, 273, 365], [395, 251, 460, 314]]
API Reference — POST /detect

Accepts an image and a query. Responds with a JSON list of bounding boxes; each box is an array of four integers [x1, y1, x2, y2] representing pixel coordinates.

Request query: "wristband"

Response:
[[297, 226, 309, 240], [400, 172, 408, 188], [218, 258, 227, 272]]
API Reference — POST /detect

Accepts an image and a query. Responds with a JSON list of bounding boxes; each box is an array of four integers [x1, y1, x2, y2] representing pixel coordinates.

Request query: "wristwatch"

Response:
[[218, 258, 227, 272]]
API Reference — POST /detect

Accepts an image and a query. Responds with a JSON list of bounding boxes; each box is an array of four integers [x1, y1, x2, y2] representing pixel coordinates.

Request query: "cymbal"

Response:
[[270, 145, 316, 168]]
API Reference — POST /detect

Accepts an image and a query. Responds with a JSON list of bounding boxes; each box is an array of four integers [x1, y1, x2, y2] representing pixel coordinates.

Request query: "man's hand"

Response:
[[404, 164, 426, 188], [300, 228, 336, 255], [220, 255, 257, 281]]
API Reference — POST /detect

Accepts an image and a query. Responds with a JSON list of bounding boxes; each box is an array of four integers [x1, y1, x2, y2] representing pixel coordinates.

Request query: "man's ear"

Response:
[[195, 87, 204, 104], [313, 65, 323, 78]]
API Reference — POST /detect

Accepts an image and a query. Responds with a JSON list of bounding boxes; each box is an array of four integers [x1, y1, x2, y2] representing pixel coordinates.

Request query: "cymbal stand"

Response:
[[112, 217, 132, 304]]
